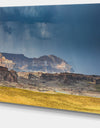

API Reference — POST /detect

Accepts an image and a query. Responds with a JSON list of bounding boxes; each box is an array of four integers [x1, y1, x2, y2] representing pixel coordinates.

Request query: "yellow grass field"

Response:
[[0, 86, 100, 114]]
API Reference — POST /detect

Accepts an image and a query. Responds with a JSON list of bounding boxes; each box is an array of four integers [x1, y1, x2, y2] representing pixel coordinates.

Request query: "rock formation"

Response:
[[28, 72, 98, 84], [1, 53, 73, 73], [0, 53, 15, 70], [0, 66, 18, 82]]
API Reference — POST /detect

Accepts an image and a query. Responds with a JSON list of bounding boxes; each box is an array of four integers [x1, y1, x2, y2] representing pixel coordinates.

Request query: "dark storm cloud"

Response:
[[0, 4, 100, 75], [2, 23, 13, 34], [0, 4, 100, 24], [0, 6, 56, 23]]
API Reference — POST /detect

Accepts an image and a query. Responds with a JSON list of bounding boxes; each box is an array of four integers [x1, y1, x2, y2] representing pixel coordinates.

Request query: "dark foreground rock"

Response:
[[96, 79, 100, 84], [29, 72, 99, 84], [0, 66, 18, 82]]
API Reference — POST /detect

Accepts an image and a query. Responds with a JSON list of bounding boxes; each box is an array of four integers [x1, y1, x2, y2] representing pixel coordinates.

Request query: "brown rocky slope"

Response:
[[17, 72, 100, 97], [0, 66, 18, 82]]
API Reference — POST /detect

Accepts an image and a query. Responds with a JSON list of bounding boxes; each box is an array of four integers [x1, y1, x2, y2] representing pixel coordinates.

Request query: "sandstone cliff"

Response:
[[0, 53, 15, 70], [1, 53, 73, 73], [0, 66, 18, 82]]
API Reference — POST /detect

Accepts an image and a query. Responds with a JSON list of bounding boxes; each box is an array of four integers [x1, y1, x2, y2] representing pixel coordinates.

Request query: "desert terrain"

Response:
[[0, 53, 100, 114]]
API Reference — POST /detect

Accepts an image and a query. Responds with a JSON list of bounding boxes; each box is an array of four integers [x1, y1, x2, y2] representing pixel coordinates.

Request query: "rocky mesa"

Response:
[[1, 53, 73, 73]]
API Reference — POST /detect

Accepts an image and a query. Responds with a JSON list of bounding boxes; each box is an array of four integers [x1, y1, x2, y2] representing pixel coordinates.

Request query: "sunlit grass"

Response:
[[0, 86, 100, 114]]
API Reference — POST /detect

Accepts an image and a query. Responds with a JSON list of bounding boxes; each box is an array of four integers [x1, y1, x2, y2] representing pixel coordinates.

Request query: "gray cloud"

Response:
[[0, 6, 56, 23]]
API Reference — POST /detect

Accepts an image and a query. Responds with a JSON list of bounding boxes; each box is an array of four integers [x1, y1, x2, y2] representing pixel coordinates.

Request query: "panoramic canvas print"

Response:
[[0, 4, 100, 114]]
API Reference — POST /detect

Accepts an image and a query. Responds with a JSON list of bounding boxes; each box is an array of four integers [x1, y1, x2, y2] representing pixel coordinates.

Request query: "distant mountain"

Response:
[[1, 53, 74, 73], [32, 55, 74, 73]]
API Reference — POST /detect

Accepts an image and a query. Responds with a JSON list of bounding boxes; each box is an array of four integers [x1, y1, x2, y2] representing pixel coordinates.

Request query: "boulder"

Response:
[[0, 66, 18, 82]]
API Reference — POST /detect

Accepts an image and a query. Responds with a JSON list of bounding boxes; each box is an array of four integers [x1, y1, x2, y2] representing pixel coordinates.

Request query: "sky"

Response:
[[0, 4, 100, 75]]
